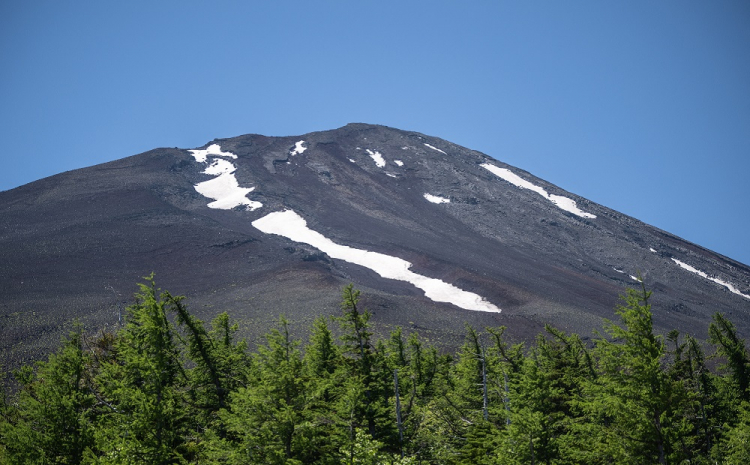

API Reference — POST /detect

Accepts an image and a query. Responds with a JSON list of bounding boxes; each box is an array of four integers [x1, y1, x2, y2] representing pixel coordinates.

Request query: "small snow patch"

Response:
[[613, 268, 625, 274], [650, 247, 657, 253], [671, 258, 750, 300], [349, 158, 356, 163], [252, 210, 501, 313], [290, 140, 307, 156], [424, 143, 447, 155], [394, 160, 404, 167], [195, 174, 261, 211], [630, 275, 642, 282], [189, 144, 237, 163], [424, 193, 450, 204], [366, 149, 386, 168], [386, 173, 397, 178], [481, 163, 596, 219], [191, 144, 262, 211]]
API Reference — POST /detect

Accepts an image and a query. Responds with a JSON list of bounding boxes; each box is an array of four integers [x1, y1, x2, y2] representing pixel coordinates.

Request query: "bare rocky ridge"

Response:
[[1, 123, 749, 371]]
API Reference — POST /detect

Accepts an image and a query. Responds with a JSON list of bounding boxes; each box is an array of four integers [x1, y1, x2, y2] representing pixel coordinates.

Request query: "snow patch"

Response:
[[650, 248, 657, 253], [481, 163, 596, 219], [290, 140, 307, 156], [424, 143, 447, 155], [387, 173, 397, 178], [394, 160, 404, 167], [366, 149, 386, 168], [613, 268, 625, 274], [191, 144, 262, 211], [202, 158, 235, 176], [349, 158, 356, 163], [252, 210, 501, 313], [630, 275, 642, 282], [424, 193, 450, 204], [671, 258, 750, 300], [189, 144, 237, 163]]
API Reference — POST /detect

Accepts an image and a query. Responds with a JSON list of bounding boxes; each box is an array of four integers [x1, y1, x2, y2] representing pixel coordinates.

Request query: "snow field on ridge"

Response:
[[424, 143, 447, 154], [252, 210, 502, 313], [366, 149, 386, 168], [290, 141, 307, 156], [189, 144, 237, 163], [424, 193, 450, 204], [189, 145, 262, 211], [671, 258, 750, 300], [481, 163, 596, 219]]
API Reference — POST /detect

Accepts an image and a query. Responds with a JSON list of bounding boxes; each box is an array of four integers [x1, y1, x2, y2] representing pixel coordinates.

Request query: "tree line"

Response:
[[1, 276, 749, 464]]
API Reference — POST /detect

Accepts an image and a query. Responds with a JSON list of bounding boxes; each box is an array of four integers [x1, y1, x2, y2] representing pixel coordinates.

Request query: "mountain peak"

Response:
[[1, 125, 748, 371]]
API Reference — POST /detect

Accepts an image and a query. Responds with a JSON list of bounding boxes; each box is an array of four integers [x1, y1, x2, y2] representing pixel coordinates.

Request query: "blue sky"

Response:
[[1, 1, 749, 265]]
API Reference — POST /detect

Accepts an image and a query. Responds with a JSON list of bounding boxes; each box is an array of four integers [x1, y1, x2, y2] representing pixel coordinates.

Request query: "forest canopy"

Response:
[[1, 277, 749, 464]]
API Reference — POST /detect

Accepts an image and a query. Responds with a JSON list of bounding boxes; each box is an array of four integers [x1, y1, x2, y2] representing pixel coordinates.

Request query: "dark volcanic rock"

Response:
[[1, 123, 749, 371]]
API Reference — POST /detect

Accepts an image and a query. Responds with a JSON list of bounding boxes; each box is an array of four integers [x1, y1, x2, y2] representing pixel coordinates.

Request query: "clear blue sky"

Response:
[[2, 1, 749, 265]]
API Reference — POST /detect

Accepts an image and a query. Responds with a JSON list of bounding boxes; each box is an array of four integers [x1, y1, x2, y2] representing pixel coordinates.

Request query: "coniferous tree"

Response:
[[708, 312, 750, 461], [216, 316, 307, 464], [0, 327, 95, 464], [500, 326, 592, 464], [709, 312, 750, 402], [334, 284, 394, 451], [5, 277, 750, 463], [451, 325, 499, 462], [720, 401, 750, 463], [301, 316, 343, 463], [93, 276, 189, 464], [575, 284, 691, 464], [664, 330, 722, 463]]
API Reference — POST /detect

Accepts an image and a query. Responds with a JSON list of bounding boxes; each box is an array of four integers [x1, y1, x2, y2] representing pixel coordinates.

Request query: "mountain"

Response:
[[1, 123, 749, 371]]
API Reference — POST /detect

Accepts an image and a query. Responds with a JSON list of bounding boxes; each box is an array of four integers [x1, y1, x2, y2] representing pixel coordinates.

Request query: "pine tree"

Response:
[[0, 327, 96, 464], [720, 401, 750, 464], [709, 312, 750, 402], [708, 312, 750, 461], [93, 275, 189, 464], [217, 316, 307, 464], [665, 330, 722, 462], [334, 285, 394, 447], [575, 284, 689, 464], [447, 325, 502, 462], [501, 326, 592, 464], [301, 316, 344, 464]]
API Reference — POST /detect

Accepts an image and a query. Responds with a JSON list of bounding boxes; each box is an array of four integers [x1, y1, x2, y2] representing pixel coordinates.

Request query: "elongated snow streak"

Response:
[[650, 247, 657, 253], [672, 258, 750, 300], [366, 149, 386, 168], [290, 140, 307, 156], [189, 145, 262, 211], [424, 143, 447, 155], [424, 193, 450, 204], [189, 144, 237, 163], [481, 163, 596, 219], [613, 268, 640, 282], [252, 210, 501, 313], [394, 160, 404, 166]]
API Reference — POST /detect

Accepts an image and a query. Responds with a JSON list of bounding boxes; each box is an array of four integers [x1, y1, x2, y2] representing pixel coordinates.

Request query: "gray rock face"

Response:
[[1, 123, 748, 370]]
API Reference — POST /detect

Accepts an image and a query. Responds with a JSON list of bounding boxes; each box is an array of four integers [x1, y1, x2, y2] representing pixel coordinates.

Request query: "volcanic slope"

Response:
[[1, 123, 748, 370]]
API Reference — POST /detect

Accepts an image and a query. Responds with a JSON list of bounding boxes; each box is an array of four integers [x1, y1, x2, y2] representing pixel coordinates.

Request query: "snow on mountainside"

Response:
[[1, 123, 748, 374]]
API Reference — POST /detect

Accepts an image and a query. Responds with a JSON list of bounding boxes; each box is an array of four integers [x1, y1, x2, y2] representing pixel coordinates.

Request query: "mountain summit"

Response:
[[2, 123, 748, 368]]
